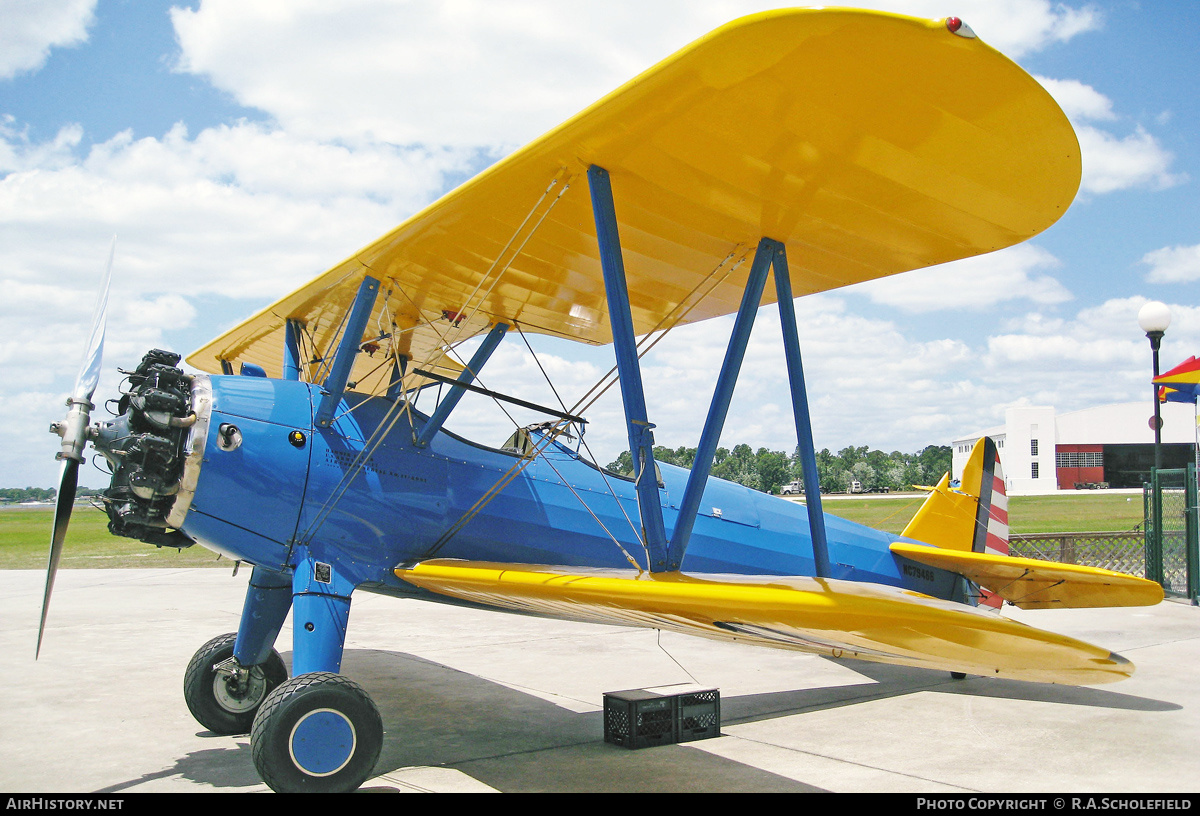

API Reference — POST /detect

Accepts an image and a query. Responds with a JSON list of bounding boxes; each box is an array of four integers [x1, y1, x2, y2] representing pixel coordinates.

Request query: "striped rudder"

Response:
[[965, 437, 1009, 608], [900, 437, 1010, 609]]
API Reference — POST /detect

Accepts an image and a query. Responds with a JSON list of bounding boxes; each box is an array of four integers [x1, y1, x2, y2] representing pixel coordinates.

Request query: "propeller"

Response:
[[39, 239, 114, 658]]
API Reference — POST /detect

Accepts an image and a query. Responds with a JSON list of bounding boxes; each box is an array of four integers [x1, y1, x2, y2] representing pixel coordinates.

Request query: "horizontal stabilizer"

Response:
[[890, 542, 1164, 609], [398, 560, 1133, 685]]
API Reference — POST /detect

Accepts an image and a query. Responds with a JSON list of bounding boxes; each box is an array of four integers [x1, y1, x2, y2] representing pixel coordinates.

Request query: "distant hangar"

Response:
[[951, 402, 1197, 495]]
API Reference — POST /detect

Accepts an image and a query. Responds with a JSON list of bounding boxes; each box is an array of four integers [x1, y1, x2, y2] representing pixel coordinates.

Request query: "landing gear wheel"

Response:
[[251, 672, 383, 794], [183, 633, 288, 735], [950, 671, 967, 680]]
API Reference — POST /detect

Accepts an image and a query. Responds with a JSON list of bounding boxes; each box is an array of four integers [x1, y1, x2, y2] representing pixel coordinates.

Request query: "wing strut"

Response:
[[588, 165, 669, 571], [772, 243, 831, 577], [415, 321, 509, 447], [665, 239, 830, 576], [316, 275, 380, 427], [386, 354, 408, 401], [668, 238, 773, 570], [588, 167, 832, 576], [283, 318, 304, 380]]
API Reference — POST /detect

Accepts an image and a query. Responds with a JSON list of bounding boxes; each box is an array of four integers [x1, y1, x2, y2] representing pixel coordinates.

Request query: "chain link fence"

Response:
[[1008, 532, 1146, 576], [1143, 466, 1198, 600]]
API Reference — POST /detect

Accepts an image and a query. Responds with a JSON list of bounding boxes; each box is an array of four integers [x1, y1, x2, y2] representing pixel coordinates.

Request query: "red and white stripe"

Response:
[[979, 461, 1009, 609], [984, 470, 1009, 557]]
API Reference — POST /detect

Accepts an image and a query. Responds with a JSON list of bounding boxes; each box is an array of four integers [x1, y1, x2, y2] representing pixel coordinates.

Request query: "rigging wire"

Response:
[[656, 630, 701, 685], [567, 246, 750, 418], [280, 171, 750, 568], [294, 392, 410, 549], [512, 321, 646, 551], [425, 244, 753, 562], [447, 171, 572, 343], [293, 172, 584, 555]]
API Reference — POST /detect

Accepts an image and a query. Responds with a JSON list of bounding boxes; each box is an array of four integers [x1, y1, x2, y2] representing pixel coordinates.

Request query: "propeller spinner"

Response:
[[39, 239, 114, 658]]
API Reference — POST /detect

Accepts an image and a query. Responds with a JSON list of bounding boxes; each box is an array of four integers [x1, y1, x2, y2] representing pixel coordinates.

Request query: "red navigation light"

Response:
[[944, 16, 977, 38]]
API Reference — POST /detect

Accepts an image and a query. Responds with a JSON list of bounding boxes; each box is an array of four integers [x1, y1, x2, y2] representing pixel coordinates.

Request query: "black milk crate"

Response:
[[603, 685, 720, 749], [676, 687, 721, 743]]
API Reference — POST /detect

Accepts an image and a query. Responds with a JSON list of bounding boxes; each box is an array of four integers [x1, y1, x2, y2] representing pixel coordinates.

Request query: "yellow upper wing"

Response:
[[188, 8, 1080, 395], [396, 560, 1131, 685]]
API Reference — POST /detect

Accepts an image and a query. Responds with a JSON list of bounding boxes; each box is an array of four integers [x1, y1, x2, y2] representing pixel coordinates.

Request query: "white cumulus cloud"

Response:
[[0, 0, 96, 80], [1034, 75, 1184, 195], [0, 118, 478, 487], [167, 0, 1103, 149], [1076, 124, 1185, 194], [1035, 76, 1118, 122], [844, 244, 1072, 314], [1143, 244, 1200, 284]]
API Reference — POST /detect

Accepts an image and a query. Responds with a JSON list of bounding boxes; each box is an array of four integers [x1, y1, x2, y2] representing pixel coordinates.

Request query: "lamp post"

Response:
[[1138, 300, 1171, 587], [1139, 300, 1172, 470]]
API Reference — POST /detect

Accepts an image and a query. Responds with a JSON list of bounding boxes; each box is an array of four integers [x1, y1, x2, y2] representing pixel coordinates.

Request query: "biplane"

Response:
[[43, 8, 1163, 793]]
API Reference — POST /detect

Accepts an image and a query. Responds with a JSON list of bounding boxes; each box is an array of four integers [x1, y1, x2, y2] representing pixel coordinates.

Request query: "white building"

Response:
[[951, 402, 1197, 495]]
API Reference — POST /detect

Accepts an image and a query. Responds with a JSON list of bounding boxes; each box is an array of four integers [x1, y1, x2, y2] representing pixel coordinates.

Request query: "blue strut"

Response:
[[290, 547, 356, 675], [316, 276, 380, 428], [588, 165, 668, 572], [415, 321, 509, 447], [233, 566, 292, 668], [772, 242, 831, 578], [283, 319, 304, 381], [668, 238, 773, 570]]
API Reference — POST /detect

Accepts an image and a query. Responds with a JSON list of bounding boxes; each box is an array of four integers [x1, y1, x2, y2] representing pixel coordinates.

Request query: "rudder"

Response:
[[901, 437, 1009, 608]]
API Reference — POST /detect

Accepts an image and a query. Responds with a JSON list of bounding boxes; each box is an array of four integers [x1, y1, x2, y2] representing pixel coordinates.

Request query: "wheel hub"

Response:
[[212, 659, 269, 714], [289, 709, 358, 777]]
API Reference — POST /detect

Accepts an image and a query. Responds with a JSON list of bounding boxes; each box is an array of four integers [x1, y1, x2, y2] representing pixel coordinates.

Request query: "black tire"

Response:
[[183, 633, 288, 735], [251, 672, 383, 794]]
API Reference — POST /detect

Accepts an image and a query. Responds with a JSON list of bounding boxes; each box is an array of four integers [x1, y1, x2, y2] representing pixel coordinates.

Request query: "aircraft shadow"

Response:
[[722, 657, 1178, 728], [94, 742, 263, 794], [347, 647, 822, 793], [92, 646, 1176, 794]]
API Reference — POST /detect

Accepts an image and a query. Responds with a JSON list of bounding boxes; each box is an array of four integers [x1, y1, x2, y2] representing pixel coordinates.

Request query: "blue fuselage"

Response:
[[177, 375, 955, 601]]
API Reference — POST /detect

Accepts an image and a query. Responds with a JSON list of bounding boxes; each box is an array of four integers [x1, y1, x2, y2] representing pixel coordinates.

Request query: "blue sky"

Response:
[[2, 0, 1199, 489]]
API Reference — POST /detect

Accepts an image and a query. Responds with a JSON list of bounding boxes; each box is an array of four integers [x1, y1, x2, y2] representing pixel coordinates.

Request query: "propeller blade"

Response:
[[37, 458, 79, 658], [74, 237, 114, 402], [40, 240, 114, 658]]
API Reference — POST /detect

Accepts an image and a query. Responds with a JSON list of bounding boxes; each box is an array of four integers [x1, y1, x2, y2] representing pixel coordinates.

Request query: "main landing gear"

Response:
[[251, 672, 383, 793], [183, 560, 383, 793]]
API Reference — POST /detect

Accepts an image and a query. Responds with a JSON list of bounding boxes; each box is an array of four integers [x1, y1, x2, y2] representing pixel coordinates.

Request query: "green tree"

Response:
[[754, 448, 790, 494], [711, 444, 761, 490], [605, 450, 634, 475], [604, 441, 952, 494], [915, 445, 952, 484]]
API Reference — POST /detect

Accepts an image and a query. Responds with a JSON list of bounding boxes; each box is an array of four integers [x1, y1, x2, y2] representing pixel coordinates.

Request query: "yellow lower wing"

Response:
[[397, 560, 1132, 685], [890, 542, 1164, 609]]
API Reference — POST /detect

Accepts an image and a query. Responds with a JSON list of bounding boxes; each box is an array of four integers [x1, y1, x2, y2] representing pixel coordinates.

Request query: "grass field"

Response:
[[0, 492, 1147, 570], [820, 492, 1145, 536], [0, 506, 230, 570]]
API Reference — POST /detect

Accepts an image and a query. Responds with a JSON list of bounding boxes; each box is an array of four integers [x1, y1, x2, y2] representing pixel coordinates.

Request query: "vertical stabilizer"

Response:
[[964, 437, 1010, 560], [901, 438, 1009, 608]]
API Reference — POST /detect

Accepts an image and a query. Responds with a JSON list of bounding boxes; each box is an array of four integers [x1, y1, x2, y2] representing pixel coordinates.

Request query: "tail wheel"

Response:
[[251, 672, 383, 794], [183, 633, 288, 735]]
